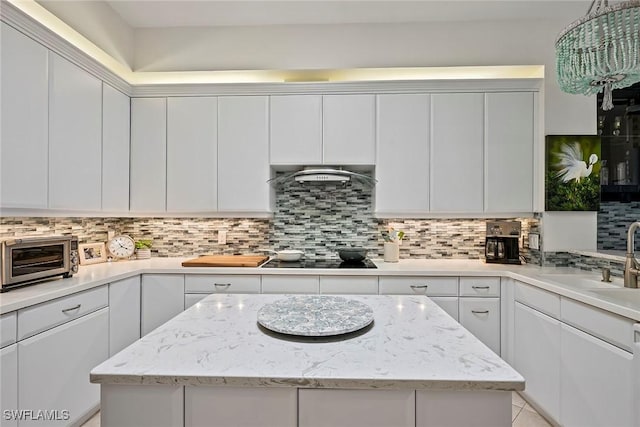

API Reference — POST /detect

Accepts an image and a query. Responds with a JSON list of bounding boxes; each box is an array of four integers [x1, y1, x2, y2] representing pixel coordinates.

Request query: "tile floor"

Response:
[[82, 392, 553, 427]]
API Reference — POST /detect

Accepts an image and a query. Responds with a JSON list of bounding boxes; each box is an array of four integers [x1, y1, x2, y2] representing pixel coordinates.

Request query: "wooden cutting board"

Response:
[[182, 255, 269, 267]]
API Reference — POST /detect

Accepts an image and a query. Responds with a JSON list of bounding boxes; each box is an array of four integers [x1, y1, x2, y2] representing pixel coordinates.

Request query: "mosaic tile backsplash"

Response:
[[1, 182, 538, 261], [598, 201, 640, 251]]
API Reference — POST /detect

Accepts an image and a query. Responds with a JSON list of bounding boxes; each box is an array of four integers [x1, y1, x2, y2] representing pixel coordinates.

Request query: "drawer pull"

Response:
[[471, 310, 489, 314], [472, 286, 490, 290], [410, 285, 428, 291], [214, 283, 231, 289], [61, 304, 81, 313]]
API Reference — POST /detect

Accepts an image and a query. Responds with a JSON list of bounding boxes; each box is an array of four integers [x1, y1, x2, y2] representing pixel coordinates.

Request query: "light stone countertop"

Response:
[[90, 293, 525, 391], [1, 257, 639, 320]]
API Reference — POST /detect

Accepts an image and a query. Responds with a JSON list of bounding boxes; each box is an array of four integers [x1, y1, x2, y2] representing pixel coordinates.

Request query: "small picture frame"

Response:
[[79, 243, 107, 265]]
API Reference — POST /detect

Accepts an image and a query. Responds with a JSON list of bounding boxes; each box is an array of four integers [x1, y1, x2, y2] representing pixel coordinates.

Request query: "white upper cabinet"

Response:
[[102, 84, 130, 212], [49, 53, 102, 211], [323, 94, 376, 165], [375, 94, 430, 214], [218, 96, 271, 212], [430, 93, 484, 212], [0, 23, 49, 209], [130, 98, 167, 212], [485, 92, 535, 213], [270, 95, 323, 165], [167, 97, 218, 212]]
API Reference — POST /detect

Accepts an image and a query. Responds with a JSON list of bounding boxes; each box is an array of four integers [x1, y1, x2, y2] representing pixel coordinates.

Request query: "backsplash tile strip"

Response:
[[598, 201, 640, 251], [0, 184, 539, 261]]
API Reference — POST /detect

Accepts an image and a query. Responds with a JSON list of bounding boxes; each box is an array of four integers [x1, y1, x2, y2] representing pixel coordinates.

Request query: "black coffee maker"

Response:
[[485, 221, 521, 264]]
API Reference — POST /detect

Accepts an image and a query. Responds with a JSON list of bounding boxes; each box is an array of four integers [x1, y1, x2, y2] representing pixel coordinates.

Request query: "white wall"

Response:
[[37, 0, 135, 68]]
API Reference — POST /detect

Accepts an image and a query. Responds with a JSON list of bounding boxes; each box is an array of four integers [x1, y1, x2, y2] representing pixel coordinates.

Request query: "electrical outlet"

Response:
[[218, 230, 227, 245], [528, 233, 540, 250]]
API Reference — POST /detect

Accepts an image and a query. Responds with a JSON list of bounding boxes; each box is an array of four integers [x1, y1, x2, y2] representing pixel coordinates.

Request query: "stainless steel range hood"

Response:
[[267, 167, 376, 187]]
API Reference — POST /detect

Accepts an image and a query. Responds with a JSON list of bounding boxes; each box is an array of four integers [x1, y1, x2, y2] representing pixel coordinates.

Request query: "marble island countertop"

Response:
[[90, 293, 525, 391], [1, 257, 639, 320]]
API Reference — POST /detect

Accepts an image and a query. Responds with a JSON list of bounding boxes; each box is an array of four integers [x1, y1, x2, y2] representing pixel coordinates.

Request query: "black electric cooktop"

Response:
[[261, 259, 377, 269]]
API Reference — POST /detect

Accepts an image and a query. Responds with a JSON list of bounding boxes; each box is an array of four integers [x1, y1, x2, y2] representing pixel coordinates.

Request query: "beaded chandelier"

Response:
[[555, 0, 640, 110]]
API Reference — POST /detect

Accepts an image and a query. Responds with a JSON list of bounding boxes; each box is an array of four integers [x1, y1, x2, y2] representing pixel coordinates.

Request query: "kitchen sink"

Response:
[[537, 273, 622, 289], [587, 288, 640, 306]]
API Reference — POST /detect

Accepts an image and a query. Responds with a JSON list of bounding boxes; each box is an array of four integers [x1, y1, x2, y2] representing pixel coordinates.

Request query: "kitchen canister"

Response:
[[383, 242, 399, 263]]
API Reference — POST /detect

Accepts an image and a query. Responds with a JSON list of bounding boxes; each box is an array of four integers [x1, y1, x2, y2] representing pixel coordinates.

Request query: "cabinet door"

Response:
[[167, 97, 217, 212], [430, 93, 484, 212], [319, 276, 378, 294], [0, 23, 48, 209], [109, 276, 141, 356], [217, 96, 271, 212], [459, 297, 500, 354], [430, 297, 459, 320], [560, 323, 634, 427], [513, 302, 560, 423], [0, 344, 17, 427], [102, 83, 130, 212], [270, 95, 322, 164], [375, 94, 430, 214], [141, 275, 184, 336], [323, 94, 376, 165], [18, 308, 108, 427], [130, 98, 167, 212], [49, 53, 102, 210], [485, 92, 534, 212]]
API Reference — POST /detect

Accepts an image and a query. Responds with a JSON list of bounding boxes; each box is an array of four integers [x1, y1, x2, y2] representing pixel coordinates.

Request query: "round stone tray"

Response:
[[257, 295, 374, 337]]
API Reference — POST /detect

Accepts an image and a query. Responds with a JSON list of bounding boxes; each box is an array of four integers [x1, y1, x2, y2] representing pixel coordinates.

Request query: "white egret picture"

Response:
[[545, 135, 601, 211]]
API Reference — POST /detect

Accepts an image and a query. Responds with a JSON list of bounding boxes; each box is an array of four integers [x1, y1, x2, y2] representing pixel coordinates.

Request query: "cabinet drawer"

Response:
[[561, 297, 635, 352], [0, 312, 17, 348], [379, 276, 458, 296], [262, 275, 319, 294], [17, 286, 108, 341], [515, 281, 560, 319], [184, 275, 260, 294], [459, 277, 500, 297], [319, 276, 378, 294]]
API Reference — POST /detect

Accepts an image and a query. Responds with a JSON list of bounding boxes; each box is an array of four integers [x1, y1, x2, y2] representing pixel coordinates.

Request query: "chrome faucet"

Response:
[[624, 221, 640, 288]]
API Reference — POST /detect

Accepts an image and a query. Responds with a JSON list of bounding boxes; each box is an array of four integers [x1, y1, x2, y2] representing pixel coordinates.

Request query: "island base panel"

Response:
[[185, 386, 297, 427], [299, 389, 415, 427], [101, 385, 183, 427], [417, 390, 512, 427]]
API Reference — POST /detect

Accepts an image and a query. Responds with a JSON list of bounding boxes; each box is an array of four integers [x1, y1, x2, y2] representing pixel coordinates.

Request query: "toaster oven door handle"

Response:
[[61, 304, 81, 313]]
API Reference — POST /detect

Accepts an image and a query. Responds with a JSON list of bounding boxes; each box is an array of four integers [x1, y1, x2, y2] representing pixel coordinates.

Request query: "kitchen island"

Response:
[[91, 293, 524, 427]]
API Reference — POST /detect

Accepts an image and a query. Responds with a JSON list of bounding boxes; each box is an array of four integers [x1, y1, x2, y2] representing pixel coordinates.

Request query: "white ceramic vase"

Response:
[[383, 242, 399, 263], [136, 248, 151, 260]]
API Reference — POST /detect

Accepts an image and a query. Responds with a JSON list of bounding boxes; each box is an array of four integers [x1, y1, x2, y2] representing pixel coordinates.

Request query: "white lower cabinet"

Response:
[[261, 275, 319, 294], [560, 323, 634, 427], [513, 302, 560, 422], [18, 308, 108, 426], [430, 297, 459, 320], [299, 389, 415, 427], [141, 275, 184, 336], [184, 293, 208, 309], [184, 275, 260, 294], [0, 344, 17, 427], [378, 276, 458, 296], [416, 390, 511, 427], [185, 387, 297, 427], [319, 276, 378, 294], [459, 297, 500, 354], [109, 276, 141, 356]]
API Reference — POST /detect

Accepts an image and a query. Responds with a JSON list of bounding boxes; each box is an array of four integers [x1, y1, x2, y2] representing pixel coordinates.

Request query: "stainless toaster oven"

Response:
[[1, 236, 79, 292]]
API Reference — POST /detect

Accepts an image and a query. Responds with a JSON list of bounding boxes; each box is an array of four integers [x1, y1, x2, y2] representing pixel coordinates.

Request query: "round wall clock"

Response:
[[107, 235, 135, 259]]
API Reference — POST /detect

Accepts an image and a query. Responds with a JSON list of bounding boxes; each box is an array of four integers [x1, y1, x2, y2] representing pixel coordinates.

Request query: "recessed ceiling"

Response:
[[103, 0, 590, 29]]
